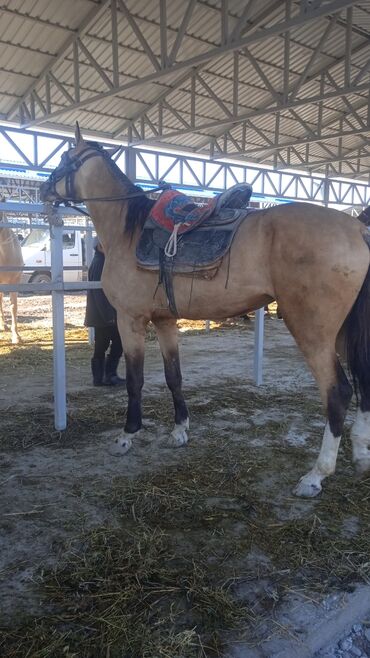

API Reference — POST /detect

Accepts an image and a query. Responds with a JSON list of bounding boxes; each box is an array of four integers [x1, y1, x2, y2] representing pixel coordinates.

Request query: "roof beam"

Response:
[[120, 79, 370, 146], [221, 124, 370, 158], [10, 0, 354, 128], [274, 148, 370, 175], [6, 0, 111, 121], [194, 41, 370, 153], [167, 0, 197, 66], [194, 5, 367, 152], [289, 16, 338, 101], [116, 0, 160, 72], [229, 0, 259, 42]]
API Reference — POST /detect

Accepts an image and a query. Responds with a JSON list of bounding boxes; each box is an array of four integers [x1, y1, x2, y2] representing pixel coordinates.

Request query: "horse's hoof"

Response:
[[293, 474, 322, 498], [115, 435, 133, 454], [168, 424, 189, 447], [354, 459, 370, 476]]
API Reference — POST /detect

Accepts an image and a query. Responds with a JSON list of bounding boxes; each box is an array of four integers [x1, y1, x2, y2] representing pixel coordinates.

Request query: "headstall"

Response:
[[46, 144, 170, 208]]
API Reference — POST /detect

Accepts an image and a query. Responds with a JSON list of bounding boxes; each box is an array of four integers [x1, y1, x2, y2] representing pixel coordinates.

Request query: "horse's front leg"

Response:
[[0, 292, 8, 332], [115, 314, 147, 454], [9, 292, 20, 344], [153, 317, 189, 447]]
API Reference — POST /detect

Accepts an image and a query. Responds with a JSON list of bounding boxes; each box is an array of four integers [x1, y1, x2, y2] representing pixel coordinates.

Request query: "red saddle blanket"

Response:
[[149, 189, 217, 234]]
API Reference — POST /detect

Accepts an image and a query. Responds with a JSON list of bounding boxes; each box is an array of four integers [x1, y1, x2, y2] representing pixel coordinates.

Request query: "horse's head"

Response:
[[40, 123, 119, 204], [41, 123, 156, 238]]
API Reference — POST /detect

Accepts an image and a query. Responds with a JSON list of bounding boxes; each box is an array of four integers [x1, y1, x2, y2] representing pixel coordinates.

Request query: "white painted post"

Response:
[[50, 222, 67, 430], [85, 222, 94, 346], [253, 307, 264, 386]]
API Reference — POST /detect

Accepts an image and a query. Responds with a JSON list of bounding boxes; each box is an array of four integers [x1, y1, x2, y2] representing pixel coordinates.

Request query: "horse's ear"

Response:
[[75, 121, 83, 145], [105, 145, 121, 159]]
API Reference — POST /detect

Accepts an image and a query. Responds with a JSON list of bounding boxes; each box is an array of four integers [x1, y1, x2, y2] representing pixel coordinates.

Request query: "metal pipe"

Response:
[[50, 223, 66, 431], [253, 308, 264, 386]]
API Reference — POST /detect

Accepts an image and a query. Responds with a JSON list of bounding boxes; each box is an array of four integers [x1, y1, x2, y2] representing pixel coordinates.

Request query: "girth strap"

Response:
[[159, 249, 179, 317]]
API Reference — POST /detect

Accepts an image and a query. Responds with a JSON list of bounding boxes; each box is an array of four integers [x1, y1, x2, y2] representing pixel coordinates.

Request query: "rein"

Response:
[[47, 145, 170, 211], [58, 185, 168, 218]]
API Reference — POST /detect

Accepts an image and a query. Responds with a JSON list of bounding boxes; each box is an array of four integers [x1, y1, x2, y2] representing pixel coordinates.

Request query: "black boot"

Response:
[[104, 355, 126, 386], [91, 357, 105, 386]]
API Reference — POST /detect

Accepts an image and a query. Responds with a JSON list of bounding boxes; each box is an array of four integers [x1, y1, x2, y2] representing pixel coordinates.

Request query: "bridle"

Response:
[[46, 143, 170, 209]]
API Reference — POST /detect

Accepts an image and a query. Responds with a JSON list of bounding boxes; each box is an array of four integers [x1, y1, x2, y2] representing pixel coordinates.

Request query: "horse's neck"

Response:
[[86, 199, 127, 251], [0, 228, 22, 264], [0, 228, 14, 245], [82, 164, 131, 250]]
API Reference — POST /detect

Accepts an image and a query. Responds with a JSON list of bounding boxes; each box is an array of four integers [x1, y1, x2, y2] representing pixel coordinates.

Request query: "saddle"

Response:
[[136, 183, 255, 316]]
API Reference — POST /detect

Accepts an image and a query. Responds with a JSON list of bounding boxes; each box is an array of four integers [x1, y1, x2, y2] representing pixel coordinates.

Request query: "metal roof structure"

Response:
[[0, 0, 370, 180]]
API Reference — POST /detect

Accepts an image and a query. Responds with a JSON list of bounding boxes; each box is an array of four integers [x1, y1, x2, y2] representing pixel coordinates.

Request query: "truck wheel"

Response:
[[30, 272, 52, 287]]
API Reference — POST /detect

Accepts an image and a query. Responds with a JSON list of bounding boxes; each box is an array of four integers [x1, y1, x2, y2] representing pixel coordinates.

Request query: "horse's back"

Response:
[[263, 203, 370, 338], [258, 201, 363, 233], [265, 202, 369, 269]]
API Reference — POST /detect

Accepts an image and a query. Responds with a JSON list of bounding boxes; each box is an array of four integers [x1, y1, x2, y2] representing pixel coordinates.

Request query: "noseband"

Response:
[[46, 144, 169, 205]]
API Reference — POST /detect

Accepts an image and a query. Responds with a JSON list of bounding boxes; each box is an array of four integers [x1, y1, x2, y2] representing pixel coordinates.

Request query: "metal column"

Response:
[[125, 147, 136, 181], [85, 220, 95, 346], [253, 307, 264, 386], [50, 220, 67, 430]]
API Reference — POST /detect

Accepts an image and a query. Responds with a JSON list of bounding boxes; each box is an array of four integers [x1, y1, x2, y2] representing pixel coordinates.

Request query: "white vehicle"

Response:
[[21, 228, 88, 283]]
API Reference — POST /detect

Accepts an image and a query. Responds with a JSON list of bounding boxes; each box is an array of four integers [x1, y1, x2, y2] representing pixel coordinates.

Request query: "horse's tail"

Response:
[[357, 206, 370, 226], [346, 233, 370, 404]]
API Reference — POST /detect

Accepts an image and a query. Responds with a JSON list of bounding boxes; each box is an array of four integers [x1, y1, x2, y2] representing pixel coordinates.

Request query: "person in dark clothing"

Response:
[[84, 240, 125, 386]]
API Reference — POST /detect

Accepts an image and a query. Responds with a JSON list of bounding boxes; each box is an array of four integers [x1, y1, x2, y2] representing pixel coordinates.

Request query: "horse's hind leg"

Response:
[[293, 349, 352, 497], [153, 317, 189, 446], [349, 358, 370, 474], [9, 292, 20, 344], [350, 408, 370, 474]]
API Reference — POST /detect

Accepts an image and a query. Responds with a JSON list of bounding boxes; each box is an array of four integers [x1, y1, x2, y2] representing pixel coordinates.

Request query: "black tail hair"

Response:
[[357, 207, 370, 226], [346, 233, 370, 409]]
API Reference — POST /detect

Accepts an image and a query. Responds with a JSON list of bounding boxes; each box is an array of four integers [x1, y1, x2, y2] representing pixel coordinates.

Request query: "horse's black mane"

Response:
[[86, 141, 155, 238]]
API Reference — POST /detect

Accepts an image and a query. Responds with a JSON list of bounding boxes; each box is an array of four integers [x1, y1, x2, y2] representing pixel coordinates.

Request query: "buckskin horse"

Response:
[[40, 126, 370, 498], [0, 226, 23, 344]]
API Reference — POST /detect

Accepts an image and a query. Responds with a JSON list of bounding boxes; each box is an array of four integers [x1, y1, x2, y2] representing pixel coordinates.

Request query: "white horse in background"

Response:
[[0, 228, 23, 344]]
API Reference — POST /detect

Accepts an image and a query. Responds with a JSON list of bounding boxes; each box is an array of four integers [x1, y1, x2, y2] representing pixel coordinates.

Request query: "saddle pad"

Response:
[[136, 207, 255, 275], [149, 189, 215, 234], [148, 183, 253, 235]]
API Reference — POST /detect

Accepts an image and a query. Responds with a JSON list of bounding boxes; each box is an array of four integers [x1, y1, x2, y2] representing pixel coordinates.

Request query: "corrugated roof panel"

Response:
[[0, 47, 51, 80], [352, 5, 370, 34], [5, 0, 94, 29], [1, 12, 69, 56], [0, 1, 369, 179]]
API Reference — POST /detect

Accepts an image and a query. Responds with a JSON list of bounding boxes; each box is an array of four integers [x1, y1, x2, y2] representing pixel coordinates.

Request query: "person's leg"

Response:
[[91, 327, 110, 386], [104, 325, 125, 385]]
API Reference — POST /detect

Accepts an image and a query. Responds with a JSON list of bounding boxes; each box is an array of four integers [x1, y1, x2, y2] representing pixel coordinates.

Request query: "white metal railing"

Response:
[[0, 204, 266, 430], [0, 205, 97, 430]]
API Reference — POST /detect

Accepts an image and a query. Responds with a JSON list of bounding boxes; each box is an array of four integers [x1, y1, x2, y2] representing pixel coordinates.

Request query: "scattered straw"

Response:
[[1, 331, 370, 656]]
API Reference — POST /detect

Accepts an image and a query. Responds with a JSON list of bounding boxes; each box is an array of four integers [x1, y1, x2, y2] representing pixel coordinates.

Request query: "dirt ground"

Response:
[[1, 295, 370, 658]]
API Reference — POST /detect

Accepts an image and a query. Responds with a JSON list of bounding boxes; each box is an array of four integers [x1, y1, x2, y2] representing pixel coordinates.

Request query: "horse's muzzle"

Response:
[[40, 180, 54, 202]]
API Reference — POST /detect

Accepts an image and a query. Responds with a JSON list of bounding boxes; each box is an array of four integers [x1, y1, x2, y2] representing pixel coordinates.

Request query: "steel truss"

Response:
[[0, 175, 42, 204], [0, 125, 369, 208], [3, 1, 370, 177]]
